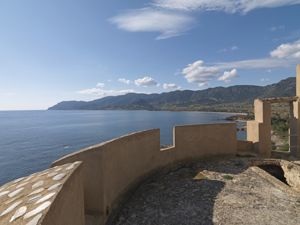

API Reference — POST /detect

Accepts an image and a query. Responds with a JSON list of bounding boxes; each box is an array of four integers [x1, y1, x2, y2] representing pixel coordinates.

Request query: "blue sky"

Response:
[[0, 0, 300, 110]]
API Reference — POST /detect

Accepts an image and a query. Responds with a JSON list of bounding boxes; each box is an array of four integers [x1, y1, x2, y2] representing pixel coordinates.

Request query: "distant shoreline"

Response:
[[1, 109, 246, 115], [225, 113, 252, 122]]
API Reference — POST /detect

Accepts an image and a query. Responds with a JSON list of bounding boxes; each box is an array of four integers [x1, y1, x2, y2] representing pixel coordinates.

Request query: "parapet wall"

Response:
[[51, 123, 237, 225], [0, 123, 237, 225], [174, 124, 237, 159]]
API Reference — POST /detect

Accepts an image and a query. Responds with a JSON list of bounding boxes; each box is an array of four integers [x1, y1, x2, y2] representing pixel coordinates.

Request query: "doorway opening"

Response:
[[271, 102, 290, 152]]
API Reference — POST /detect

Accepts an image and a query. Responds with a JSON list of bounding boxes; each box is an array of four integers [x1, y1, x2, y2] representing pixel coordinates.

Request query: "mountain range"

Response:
[[49, 77, 296, 112]]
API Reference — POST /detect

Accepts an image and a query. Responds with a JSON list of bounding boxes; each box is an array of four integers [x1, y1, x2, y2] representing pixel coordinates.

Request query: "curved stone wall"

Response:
[[52, 129, 162, 224], [52, 123, 237, 224]]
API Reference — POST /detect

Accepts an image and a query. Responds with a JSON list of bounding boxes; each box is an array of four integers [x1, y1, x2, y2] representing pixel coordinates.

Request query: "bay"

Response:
[[0, 110, 245, 185]]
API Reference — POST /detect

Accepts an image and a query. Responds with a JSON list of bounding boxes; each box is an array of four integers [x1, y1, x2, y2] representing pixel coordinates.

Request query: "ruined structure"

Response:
[[0, 65, 299, 225], [247, 65, 300, 158]]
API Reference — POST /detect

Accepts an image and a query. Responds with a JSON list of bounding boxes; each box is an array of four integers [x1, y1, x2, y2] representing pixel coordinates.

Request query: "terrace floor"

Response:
[[107, 157, 300, 225]]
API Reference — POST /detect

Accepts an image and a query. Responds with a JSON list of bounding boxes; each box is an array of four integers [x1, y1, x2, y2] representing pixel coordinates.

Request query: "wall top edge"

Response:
[[174, 122, 236, 128], [52, 128, 160, 164]]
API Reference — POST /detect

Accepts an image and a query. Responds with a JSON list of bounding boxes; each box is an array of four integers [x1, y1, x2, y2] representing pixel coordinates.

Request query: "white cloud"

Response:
[[110, 1, 300, 39], [217, 39, 300, 69], [134, 76, 158, 87], [270, 39, 300, 59], [218, 69, 238, 82], [163, 83, 180, 89], [215, 57, 290, 69], [118, 78, 131, 84], [96, 82, 105, 88], [78, 83, 135, 97], [153, 0, 300, 13], [110, 8, 194, 40], [182, 60, 219, 86], [182, 58, 287, 86], [240, 0, 300, 13], [154, 0, 238, 12], [182, 39, 300, 86], [78, 88, 135, 97]]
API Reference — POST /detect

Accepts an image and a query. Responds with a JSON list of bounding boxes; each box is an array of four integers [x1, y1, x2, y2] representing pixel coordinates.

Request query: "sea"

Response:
[[0, 110, 246, 185]]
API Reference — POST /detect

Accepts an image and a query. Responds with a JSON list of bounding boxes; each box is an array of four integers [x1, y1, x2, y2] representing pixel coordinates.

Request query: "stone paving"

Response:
[[0, 161, 80, 225], [108, 157, 300, 225]]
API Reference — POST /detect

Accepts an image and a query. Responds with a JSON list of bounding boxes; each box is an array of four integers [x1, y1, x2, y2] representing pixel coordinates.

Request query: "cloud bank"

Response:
[[270, 39, 300, 59], [110, 1, 300, 39], [78, 83, 135, 97], [182, 38, 300, 86], [153, 0, 300, 13]]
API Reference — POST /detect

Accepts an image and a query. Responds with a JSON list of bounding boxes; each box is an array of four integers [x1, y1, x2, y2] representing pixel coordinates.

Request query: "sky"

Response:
[[0, 0, 300, 110]]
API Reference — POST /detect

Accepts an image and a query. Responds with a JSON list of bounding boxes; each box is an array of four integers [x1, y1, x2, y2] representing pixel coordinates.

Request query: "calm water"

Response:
[[0, 110, 245, 185]]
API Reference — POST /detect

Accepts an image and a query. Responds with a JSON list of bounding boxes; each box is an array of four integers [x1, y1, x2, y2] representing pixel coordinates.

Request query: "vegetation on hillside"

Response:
[[49, 77, 295, 111]]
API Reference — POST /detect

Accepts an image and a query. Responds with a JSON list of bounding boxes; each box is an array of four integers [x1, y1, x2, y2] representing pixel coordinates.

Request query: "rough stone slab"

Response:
[[108, 158, 300, 225]]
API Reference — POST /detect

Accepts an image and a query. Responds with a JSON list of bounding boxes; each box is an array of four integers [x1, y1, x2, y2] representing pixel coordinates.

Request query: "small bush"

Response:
[[222, 175, 234, 180]]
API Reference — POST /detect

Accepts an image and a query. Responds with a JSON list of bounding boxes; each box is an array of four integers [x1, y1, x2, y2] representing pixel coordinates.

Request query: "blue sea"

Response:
[[0, 110, 245, 185]]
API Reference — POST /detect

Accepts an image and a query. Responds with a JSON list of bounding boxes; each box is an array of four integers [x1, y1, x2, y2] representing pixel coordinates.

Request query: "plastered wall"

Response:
[[52, 123, 237, 225]]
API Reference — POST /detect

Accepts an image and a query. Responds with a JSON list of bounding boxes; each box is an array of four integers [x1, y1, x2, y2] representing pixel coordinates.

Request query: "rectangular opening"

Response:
[[271, 102, 290, 152], [237, 121, 247, 141]]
